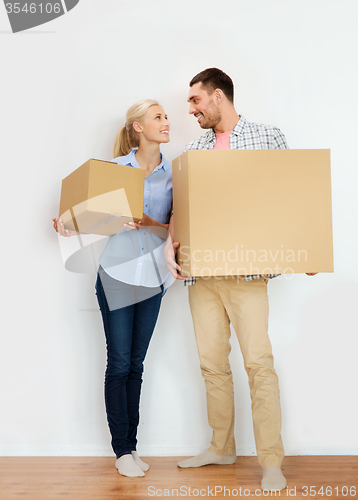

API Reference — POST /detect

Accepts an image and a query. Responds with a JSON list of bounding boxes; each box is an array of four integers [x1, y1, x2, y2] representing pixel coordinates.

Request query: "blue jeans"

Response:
[[95, 270, 162, 458]]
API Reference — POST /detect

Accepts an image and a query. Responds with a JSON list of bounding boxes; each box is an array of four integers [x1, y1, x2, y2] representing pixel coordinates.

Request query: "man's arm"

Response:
[[272, 127, 288, 150], [164, 215, 186, 280]]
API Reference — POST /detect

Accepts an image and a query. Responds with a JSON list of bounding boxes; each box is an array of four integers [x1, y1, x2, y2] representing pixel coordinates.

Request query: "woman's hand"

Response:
[[124, 214, 168, 239], [52, 218, 76, 237], [123, 221, 141, 230], [124, 213, 154, 230]]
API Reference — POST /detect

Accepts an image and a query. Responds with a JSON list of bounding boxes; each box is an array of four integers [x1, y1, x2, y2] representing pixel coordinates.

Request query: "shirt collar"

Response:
[[207, 115, 247, 142], [124, 149, 170, 172], [231, 115, 247, 136], [206, 129, 216, 143]]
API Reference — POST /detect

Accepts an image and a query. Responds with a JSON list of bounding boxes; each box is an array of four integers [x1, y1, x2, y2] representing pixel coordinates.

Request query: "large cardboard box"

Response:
[[172, 150, 333, 276], [59, 159, 144, 236]]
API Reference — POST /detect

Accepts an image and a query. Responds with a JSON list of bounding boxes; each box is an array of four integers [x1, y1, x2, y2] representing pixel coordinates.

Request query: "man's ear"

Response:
[[214, 89, 224, 104], [133, 121, 142, 133]]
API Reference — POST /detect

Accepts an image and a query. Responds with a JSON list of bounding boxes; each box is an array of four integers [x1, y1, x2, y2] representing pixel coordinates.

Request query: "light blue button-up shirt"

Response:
[[99, 150, 172, 287]]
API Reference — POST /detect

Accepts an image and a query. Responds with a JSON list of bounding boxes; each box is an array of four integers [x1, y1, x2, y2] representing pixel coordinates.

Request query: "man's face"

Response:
[[188, 82, 221, 129]]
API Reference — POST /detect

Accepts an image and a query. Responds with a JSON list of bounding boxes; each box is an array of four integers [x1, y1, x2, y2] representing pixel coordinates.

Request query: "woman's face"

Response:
[[137, 105, 170, 144]]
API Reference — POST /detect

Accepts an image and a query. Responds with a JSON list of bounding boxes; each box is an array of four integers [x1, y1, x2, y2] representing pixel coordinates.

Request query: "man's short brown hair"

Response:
[[190, 68, 234, 103]]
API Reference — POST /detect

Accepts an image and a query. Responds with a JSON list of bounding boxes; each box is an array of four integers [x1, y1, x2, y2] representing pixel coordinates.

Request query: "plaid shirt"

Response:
[[182, 115, 288, 286]]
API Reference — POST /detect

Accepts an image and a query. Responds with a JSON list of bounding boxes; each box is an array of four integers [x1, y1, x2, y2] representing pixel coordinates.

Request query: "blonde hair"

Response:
[[113, 99, 160, 158]]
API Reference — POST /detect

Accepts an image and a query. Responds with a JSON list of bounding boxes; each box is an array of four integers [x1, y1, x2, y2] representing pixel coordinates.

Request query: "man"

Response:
[[166, 68, 316, 492]]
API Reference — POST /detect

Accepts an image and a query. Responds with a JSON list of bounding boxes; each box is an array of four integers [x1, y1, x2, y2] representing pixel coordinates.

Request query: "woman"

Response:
[[54, 100, 172, 477]]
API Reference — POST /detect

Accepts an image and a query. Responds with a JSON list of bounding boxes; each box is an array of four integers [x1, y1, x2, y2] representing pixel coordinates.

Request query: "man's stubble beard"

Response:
[[199, 102, 222, 130]]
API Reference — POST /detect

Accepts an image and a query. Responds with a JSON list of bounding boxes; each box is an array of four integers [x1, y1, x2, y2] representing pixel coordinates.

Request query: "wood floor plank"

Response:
[[0, 456, 357, 499]]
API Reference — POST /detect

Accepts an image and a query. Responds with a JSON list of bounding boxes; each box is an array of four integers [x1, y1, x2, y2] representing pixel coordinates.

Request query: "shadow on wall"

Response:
[[293, 282, 358, 445]]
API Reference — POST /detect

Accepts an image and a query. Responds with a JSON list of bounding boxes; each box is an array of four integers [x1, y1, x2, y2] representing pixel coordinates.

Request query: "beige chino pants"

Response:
[[188, 276, 284, 469]]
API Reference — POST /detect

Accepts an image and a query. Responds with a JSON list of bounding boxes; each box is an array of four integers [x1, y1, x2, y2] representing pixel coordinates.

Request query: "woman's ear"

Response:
[[133, 121, 142, 134]]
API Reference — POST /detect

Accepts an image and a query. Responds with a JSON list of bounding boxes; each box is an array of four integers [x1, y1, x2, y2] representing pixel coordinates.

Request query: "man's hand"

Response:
[[164, 239, 186, 280], [52, 218, 76, 237], [306, 273, 318, 276]]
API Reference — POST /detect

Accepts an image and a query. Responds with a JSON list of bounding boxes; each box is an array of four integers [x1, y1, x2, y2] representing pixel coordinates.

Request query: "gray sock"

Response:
[[132, 451, 149, 471], [115, 454, 145, 477], [261, 467, 287, 491], [177, 450, 236, 468]]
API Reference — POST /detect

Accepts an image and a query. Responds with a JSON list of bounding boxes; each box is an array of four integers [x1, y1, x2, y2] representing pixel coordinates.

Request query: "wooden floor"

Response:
[[0, 456, 357, 500]]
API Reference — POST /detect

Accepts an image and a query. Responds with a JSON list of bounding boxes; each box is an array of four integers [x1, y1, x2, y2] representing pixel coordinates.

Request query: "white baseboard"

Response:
[[1, 445, 357, 457]]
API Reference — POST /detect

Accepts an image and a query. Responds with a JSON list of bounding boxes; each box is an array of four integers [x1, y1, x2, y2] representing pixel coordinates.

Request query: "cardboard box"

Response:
[[172, 150, 333, 276], [59, 159, 144, 236]]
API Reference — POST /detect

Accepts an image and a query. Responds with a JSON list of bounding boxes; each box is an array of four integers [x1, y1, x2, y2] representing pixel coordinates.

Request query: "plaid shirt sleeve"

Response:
[[183, 130, 215, 152], [273, 128, 288, 149]]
